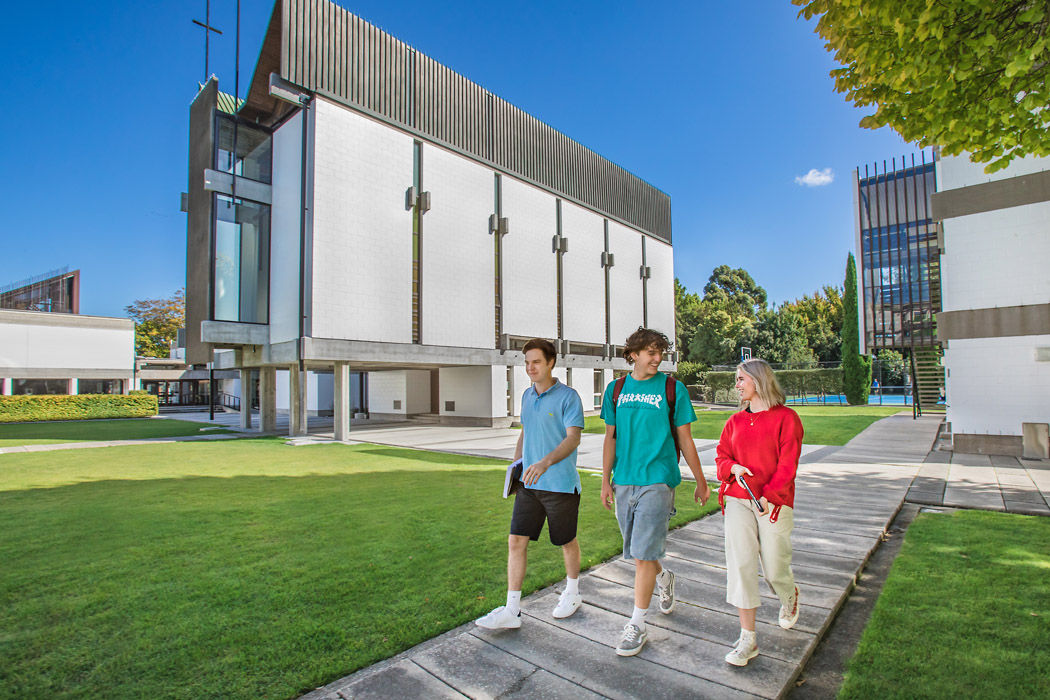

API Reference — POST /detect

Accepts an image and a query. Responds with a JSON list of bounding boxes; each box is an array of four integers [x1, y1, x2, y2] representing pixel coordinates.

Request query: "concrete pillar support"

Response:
[[334, 362, 350, 441], [239, 368, 252, 430], [289, 365, 309, 436], [259, 367, 277, 433], [1, 378, 12, 395], [68, 378, 79, 395]]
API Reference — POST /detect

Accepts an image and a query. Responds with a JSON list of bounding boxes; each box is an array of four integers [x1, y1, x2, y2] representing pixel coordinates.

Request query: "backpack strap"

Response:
[[610, 375, 626, 439], [666, 375, 681, 463]]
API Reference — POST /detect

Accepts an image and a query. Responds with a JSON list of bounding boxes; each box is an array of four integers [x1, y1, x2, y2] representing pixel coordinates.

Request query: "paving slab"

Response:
[[1004, 501, 1050, 516], [325, 659, 466, 699]]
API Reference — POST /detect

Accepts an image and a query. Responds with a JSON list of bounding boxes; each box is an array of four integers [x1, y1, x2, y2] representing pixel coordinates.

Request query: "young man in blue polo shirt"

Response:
[[476, 338, 586, 629], [600, 327, 711, 656]]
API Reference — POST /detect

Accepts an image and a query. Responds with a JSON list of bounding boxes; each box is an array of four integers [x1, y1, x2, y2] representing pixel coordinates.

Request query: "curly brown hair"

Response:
[[622, 327, 671, 364]]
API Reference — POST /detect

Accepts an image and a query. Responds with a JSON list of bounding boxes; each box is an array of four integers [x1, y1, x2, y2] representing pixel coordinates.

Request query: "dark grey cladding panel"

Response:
[[930, 167, 1050, 220], [277, 0, 671, 243], [937, 303, 1050, 340]]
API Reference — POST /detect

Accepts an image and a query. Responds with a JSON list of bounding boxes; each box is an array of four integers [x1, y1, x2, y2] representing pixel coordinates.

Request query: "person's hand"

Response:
[[522, 461, 549, 486], [601, 479, 615, 510], [694, 480, 711, 506], [758, 496, 770, 516], [730, 464, 753, 479]]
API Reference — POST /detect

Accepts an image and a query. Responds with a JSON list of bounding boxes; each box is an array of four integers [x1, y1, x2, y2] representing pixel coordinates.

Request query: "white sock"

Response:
[[506, 590, 521, 614], [630, 606, 647, 629], [739, 628, 756, 646], [656, 568, 671, 589], [564, 577, 579, 596]]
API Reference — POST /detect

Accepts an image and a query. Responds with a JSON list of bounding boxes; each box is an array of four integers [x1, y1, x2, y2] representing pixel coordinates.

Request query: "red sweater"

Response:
[[715, 405, 804, 509]]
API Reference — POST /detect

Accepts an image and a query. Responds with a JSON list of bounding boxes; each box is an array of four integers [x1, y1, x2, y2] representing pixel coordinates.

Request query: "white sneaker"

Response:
[[725, 634, 758, 666], [552, 591, 582, 619], [779, 585, 800, 630], [475, 605, 522, 630]]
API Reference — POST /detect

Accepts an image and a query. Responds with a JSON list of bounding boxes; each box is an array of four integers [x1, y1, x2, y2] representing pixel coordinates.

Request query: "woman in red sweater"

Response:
[[715, 358, 804, 667]]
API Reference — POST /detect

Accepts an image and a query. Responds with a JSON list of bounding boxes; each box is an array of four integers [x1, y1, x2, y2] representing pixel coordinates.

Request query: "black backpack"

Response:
[[610, 374, 681, 462]]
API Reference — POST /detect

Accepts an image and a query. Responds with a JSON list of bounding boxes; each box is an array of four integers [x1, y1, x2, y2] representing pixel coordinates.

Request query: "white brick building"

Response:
[[184, 0, 678, 436], [931, 154, 1050, 458]]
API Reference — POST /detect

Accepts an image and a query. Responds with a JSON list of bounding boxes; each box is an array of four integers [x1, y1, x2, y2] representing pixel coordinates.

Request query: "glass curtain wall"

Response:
[[213, 196, 270, 323], [857, 157, 940, 349]]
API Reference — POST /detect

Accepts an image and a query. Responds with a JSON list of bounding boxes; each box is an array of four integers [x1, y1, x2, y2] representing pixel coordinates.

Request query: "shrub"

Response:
[[0, 394, 159, 423], [673, 361, 706, 387]]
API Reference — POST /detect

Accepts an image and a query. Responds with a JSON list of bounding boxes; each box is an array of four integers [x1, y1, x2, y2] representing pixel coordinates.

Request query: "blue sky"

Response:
[[0, 0, 916, 318]]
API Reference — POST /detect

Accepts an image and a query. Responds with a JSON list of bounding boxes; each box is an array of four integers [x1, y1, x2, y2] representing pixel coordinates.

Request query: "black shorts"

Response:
[[510, 487, 581, 546]]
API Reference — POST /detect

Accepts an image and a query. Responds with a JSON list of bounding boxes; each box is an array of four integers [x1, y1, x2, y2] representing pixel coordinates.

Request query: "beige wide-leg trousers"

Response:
[[724, 496, 796, 610]]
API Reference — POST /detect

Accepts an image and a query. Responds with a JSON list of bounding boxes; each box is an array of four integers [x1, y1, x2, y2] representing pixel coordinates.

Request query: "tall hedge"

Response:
[[0, 394, 159, 423], [842, 253, 872, 405]]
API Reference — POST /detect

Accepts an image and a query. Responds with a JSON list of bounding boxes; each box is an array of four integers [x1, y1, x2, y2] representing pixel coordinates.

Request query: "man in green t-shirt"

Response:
[[600, 327, 711, 656]]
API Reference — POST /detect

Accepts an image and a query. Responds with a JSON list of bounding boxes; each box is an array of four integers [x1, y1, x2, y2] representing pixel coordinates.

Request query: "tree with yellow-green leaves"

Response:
[[125, 289, 185, 358], [794, 0, 1050, 172]]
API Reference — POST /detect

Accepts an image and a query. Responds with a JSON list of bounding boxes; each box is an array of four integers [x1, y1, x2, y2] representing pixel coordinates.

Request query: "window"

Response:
[[213, 196, 270, 323], [79, 379, 123, 394], [216, 117, 272, 183], [13, 379, 68, 395]]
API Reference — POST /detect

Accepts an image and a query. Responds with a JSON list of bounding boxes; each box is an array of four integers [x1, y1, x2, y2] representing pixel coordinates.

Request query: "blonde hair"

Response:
[[737, 358, 786, 409]]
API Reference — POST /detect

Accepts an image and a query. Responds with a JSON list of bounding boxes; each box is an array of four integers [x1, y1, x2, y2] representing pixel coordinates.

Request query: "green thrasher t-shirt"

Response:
[[600, 373, 697, 487]]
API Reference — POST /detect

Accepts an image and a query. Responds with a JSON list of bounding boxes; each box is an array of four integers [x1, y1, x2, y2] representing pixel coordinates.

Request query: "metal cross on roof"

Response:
[[192, 0, 223, 83]]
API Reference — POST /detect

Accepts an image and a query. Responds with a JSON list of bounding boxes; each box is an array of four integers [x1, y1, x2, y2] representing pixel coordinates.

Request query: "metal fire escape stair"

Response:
[[912, 346, 946, 415]]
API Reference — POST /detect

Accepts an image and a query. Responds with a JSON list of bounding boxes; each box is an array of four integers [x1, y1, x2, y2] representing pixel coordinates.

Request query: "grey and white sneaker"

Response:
[[616, 622, 647, 656], [657, 570, 676, 614], [779, 585, 800, 629], [475, 606, 522, 630], [552, 591, 582, 619], [725, 632, 758, 666]]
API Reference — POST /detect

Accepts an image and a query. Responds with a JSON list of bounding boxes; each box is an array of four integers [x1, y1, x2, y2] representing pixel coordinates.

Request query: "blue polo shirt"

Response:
[[521, 379, 585, 494]]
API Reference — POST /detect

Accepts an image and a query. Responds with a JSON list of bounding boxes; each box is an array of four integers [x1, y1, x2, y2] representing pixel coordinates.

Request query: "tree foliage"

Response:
[[125, 289, 185, 358], [678, 267, 843, 368], [841, 253, 872, 404], [794, 0, 1050, 171]]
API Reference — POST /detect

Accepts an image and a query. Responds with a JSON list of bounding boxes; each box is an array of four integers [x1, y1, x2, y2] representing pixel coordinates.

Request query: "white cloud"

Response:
[[794, 168, 835, 187]]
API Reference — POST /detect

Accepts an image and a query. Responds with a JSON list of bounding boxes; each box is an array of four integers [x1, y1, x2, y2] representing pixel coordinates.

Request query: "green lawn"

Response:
[[0, 418, 235, 447], [584, 404, 902, 445], [840, 510, 1050, 699], [0, 438, 717, 699]]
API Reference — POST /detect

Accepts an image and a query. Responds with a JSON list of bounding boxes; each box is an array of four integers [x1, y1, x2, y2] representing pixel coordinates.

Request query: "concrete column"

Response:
[[1, 378, 12, 395], [239, 368, 252, 430], [334, 362, 350, 441], [289, 366, 309, 436], [259, 367, 277, 433], [68, 378, 78, 395]]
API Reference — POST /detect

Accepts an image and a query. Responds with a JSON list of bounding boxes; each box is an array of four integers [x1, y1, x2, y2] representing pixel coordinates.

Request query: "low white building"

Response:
[[184, 0, 678, 436], [0, 309, 135, 395], [931, 154, 1050, 458]]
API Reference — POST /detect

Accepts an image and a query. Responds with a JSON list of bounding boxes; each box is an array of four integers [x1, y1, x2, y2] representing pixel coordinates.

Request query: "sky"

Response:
[[0, 0, 919, 318]]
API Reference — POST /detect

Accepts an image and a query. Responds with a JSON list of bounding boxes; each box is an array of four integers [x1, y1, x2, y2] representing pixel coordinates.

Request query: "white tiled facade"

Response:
[[310, 98, 415, 343], [500, 176, 559, 340], [560, 200, 606, 345], [607, 221, 645, 343], [938, 153, 1050, 447], [420, 144, 495, 349], [269, 111, 304, 345], [647, 239, 676, 342]]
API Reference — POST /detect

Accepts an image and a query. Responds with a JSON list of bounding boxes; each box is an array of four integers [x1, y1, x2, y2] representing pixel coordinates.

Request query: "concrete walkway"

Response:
[[908, 450, 1050, 516], [301, 413, 942, 700]]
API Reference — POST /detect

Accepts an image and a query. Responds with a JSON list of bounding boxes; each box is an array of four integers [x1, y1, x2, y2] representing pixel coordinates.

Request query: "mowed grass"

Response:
[[0, 438, 717, 699], [840, 510, 1050, 699], [0, 418, 235, 447], [584, 404, 902, 445]]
